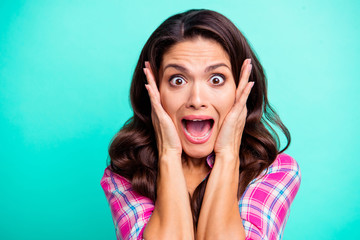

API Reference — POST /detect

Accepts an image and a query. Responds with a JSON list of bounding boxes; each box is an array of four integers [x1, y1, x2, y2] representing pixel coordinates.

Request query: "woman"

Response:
[[101, 9, 301, 240]]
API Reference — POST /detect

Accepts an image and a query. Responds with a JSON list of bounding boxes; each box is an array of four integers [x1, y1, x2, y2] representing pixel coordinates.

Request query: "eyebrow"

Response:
[[163, 63, 230, 73]]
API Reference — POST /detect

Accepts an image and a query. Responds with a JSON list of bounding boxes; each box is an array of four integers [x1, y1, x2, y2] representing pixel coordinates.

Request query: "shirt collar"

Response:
[[206, 152, 215, 169]]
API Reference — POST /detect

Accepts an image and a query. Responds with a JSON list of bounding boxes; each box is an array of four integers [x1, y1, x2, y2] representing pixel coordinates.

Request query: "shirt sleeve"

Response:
[[239, 153, 301, 240], [100, 167, 155, 240]]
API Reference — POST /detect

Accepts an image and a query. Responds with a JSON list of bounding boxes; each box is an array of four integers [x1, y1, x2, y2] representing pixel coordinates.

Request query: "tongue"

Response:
[[185, 120, 212, 137]]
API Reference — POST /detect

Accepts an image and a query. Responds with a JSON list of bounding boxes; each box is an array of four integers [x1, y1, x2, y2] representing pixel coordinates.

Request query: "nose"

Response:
[[185, 82, 208, 110]]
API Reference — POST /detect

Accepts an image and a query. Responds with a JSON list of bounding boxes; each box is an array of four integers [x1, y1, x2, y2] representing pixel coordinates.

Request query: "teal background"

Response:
[[1, 0, 359, 239]]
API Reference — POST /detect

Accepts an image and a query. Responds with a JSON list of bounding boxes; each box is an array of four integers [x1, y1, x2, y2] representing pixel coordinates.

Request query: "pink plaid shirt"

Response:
[[100, 153, 301, 240]]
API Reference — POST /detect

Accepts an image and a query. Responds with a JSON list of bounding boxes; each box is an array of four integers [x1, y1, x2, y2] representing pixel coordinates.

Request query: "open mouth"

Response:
[[181, 118, 214, 144]]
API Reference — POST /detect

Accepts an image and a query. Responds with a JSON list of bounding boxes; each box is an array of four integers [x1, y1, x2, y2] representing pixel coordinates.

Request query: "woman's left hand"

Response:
[[214, 58, 254, 160]]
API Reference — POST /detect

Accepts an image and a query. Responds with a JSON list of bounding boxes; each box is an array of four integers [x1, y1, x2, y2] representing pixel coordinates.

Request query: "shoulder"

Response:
[[252, 153, 301, 199], [268, 153, 301, 174], [100, 166, 154, 206], [241, 153, 301, 204], [100, 166, 132, 196], [100, 166, 154, 239], [261, 153, 301, 185], [239, 153, 301, 239]]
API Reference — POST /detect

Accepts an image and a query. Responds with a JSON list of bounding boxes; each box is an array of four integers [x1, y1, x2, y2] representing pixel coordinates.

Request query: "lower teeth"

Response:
[[184, 128, 211, 140]]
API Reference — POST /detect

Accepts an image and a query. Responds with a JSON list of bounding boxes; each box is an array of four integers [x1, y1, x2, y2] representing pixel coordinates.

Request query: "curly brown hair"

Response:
[[108, 9, 290, 229]]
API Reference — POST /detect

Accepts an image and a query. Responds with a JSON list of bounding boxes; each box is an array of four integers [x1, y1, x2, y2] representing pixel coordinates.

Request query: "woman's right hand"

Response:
[[144, 61, 182, 160]]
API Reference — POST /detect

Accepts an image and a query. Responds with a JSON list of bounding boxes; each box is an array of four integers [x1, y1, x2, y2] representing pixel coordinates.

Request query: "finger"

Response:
[[236, 81, 254, 110], [144, 62, 160, 100], [144, 71, 157, 102], [145, 82, 164, 113], [143, 64, 164, 114], [226, 81, 253, 121], [144, 83, 156, 104], [236, 60, 252, 99], [144, 62, 159, 93], [239, 58, 251, 79], [144, 62, 157, 92], [236, 59, 252, 102]]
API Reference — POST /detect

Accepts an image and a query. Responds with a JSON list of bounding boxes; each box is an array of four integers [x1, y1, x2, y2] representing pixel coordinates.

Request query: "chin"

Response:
[[182, 142, 214, 159]]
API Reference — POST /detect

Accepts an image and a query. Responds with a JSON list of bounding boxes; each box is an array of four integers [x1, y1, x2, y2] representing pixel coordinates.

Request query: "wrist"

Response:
[[214, 152, 239, 163], [158, 152, 183, 173], [159, 149, 182, 161], [213, 153, 240, 173]]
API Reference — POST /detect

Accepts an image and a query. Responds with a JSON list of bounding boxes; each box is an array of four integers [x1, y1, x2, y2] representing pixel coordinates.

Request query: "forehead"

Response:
[[161, 37, 230, 67]]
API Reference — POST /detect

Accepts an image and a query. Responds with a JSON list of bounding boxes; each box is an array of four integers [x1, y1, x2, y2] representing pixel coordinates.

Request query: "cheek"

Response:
[[215, 90, 236, 122], [160, 91, 179, 120]]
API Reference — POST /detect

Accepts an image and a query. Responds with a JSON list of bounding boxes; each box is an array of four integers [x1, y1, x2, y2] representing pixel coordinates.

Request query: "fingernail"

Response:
[[145, 61, 149, 68], [143, 68, 147, 75]]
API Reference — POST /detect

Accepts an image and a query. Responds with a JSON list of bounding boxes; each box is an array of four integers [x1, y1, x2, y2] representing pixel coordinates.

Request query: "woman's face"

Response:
[[159, 37, 236, 159]]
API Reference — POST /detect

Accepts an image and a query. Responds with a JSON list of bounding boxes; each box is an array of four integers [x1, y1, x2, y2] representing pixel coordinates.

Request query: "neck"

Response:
[[181, 153, 209, 173]]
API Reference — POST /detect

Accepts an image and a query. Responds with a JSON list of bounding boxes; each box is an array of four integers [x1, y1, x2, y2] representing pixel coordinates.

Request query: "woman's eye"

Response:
[[169, 76, 187, 86], [209, 74, 225, 85]]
